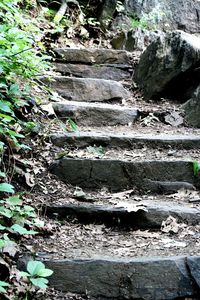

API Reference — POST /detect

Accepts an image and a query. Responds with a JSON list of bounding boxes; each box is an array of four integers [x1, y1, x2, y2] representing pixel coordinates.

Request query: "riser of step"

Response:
[[53, 102, 138, 126], [42, 76, 130, 102], [49, 159, 197, 192], [51, 131, 200, 149], [45, 202, 200, 228], [44, 256, 200, 299], [54, 63, 132, 81], [53, 48, 132, 64]]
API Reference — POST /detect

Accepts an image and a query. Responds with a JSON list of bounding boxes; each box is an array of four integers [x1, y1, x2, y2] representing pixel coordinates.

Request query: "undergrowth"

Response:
[[0, 0, 53, 298]]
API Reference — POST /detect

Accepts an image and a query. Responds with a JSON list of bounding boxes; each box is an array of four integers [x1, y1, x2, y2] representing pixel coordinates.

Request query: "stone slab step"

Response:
[[51, 130, 200, 149], [53, 48, 132, 65], [54, 63, 132, 81], [42, 76, 130, 102], [45, 201, 200, 228], [49, 158, 198, 192], [43, 256, 200, 299], [53, 101, 138, 126]]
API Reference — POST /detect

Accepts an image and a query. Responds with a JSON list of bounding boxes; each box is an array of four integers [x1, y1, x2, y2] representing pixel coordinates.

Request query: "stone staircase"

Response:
[[41, 48, 200, 299]]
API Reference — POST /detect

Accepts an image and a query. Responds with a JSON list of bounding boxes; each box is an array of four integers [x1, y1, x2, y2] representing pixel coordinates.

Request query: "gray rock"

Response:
[[45, 257, 196, 299], [187, 256, 200, 289], [54, 48, 131, 64], [144, 179, 195, 194], [42, 76, 130, 102], [49, 158, 197, 192], [54, 63, 131, 81], [124, 0, 200, 33], [183, 86, 200, 128], [135, 31, 200, 100], [53, 101, 138, 126], [46, 201, 200, 228], [51, 131, 200, 149]]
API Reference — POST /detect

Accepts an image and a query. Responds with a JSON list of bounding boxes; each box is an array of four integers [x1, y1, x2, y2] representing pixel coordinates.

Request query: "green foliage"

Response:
[[193, 160, 200, 177], [20, 261, 53, 289], [87, 145, 105, 158], [0, 280, 10, 293]]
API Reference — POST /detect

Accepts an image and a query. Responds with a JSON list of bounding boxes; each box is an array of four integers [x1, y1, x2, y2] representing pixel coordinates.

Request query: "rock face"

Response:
[[54, 48, 131, 64], [183, 86, 200, 128], [135, 31, 200, 100], [49, 158, 196, 192], [46, 257, 196, 299], [53, 101, 138, 126], [43, 76, 130, 102], [120, 0, 200, 33], [54, 63, 131, 81], [99, 0, 200, 33]]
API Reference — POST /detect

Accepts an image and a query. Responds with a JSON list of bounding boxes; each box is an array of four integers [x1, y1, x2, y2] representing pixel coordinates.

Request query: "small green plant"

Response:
[[0, 280, 10, 293], [87, 145, 105, 158], [193, 160, 200, 177], [20, 261, 53, 289]]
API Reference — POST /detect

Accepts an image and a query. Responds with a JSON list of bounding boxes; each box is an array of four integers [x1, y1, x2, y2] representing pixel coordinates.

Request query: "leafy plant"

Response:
[[193, 160, 200, 177], [20, 261, 53, 289], [87, 145, 105, 158], [0, 280, 10, 293]]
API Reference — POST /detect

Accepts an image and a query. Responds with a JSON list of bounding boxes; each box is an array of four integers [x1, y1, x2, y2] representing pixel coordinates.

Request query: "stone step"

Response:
[[45, 200, 200, 228], [43, 256, 200, 299], [53, 101, 138, 126], [42, 76, 130, 102], [51, 130, 200, 149], [49, 158, 198, 192], [53, 48, 132, 65], [54, 63, 132, 81]]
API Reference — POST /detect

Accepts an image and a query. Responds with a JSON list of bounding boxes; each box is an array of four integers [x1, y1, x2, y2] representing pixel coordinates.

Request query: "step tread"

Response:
[[53, 48, 132, 64], [51, 129, 200, 149]]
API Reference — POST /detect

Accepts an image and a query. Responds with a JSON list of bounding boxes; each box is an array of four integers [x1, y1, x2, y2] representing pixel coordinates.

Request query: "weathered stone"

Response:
[[183, 86, 200, 128], [135, 31, 200, 100], [54, 48, 131, 64], [53, 101, 138, 126], [45, 201, 200, 228], [42, 76, 130, 102], [124, 0, 200, 33], [51, 131, 200, 149], [187, 257, 200, 289], [45, 257, 196, 299], [54, 63, 131, 81], [49, 158, 197, 192], [144, 179, 195, 194]]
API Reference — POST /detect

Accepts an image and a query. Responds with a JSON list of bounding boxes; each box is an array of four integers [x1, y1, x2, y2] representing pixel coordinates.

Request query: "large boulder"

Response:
[[99, 0, 200, 33], [183, 85, 200, 128], [135, 31, 200, 100], [123, 0, 200, 33]]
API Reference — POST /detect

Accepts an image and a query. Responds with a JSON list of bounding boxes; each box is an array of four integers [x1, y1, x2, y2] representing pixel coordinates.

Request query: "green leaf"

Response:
[[37, 268, 53, 277], [0, 171, 6, 178], [6, 195, 22, 206], [193, 160, 200, 177], [9, 83, 21, 97], [19, 271, 31, 277], [67, 118, 78, 132], [0, 101, 12, 113], [30, 277, 48, 289], [27, 261, 45, 276], [11, 224, 38, 235], [0, 183, 15, 193]]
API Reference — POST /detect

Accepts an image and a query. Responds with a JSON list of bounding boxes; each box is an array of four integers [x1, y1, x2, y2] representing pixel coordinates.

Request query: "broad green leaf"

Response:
[[30, 277, 48, 289], [37, 268, 53, 277], [11, 224, 38, 235], [0, 101, 12, 113], [19, 271, 31, 277], [6, 195, 22, 206], [0, 171, 6, 178], [193, 160, 200, 176], [27, 261, 45, 276], [0, 207, 13, 218], [0, 183, 15, 193]]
